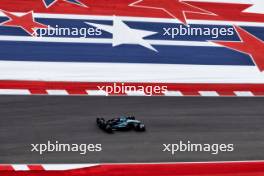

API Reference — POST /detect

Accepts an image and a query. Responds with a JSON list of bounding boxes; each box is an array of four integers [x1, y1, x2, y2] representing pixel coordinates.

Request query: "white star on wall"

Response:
[[85, 17, 158, 52]]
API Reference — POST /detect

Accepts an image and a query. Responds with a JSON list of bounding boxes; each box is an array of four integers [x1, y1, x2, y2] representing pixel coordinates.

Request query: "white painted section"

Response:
[[12, 165, 29, 171], [0, 61, 264, 83], [244, 0, 264, 14], [164, 91, 183, 96], [126, 90, 146, 96], [46, 90, 69, 95], [0, 36, 112, 44], [199, 91, 219, 96], [0, 35, 220, 47], [86, 90, 108, 96], [0, 89, 30, 95], [234, 91, 254, 96], [42, 164, 98, 170]]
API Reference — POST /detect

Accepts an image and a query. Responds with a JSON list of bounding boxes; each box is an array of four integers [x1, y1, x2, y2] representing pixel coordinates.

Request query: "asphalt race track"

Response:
[[0, 96, 264, 163]]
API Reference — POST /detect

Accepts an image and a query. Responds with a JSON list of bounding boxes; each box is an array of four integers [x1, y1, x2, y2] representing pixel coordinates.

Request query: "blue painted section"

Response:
[[66, 0, 83, 5], [43, 0, 55, 7], [0, 41, 254, 66], [0, 17, 263, 41], [0, 17, 262, 66]]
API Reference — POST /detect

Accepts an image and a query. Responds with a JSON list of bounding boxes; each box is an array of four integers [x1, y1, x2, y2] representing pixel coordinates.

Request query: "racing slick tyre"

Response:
[[135, 123, 146, 131], [96, 118, 105, 124], [105, 124, 113, 133], [96, 118, 105, 127]]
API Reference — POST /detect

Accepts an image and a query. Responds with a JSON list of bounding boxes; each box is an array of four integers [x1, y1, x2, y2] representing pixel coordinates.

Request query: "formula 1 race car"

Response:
[[96, 116, 146, 133]]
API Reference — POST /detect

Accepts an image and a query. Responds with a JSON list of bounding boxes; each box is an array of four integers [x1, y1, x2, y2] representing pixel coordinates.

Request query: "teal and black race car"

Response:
[[96, 116, 146, 133]]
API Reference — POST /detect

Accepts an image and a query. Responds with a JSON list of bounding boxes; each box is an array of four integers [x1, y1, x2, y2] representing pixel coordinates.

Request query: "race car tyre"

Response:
[[96, 118, 104, 124], [105, 124, 113, 133], [135, 123, 145, 131]]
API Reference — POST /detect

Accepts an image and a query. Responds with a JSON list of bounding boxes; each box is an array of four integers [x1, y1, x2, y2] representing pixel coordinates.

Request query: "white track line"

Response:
[[0, 89, 31, 95], [86, 90, 108, 96], [234, 91, 254, 96], [12, 165, 29, 171], [199, 91, 219, 96], [126, 90, 146, 96], [164, 91, 183, 96], [0, 36, 220, 47], [46, 90, 69, 95]]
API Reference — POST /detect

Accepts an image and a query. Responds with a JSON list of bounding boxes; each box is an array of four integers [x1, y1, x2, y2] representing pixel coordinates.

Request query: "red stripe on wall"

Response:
[[27, 165, 45, 171], [29, 89, 48, 95], [0, 165, 14, 171], [1, 162, 264, 176], [1, 81, 264, 94], [65, 89, 88, 95]]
